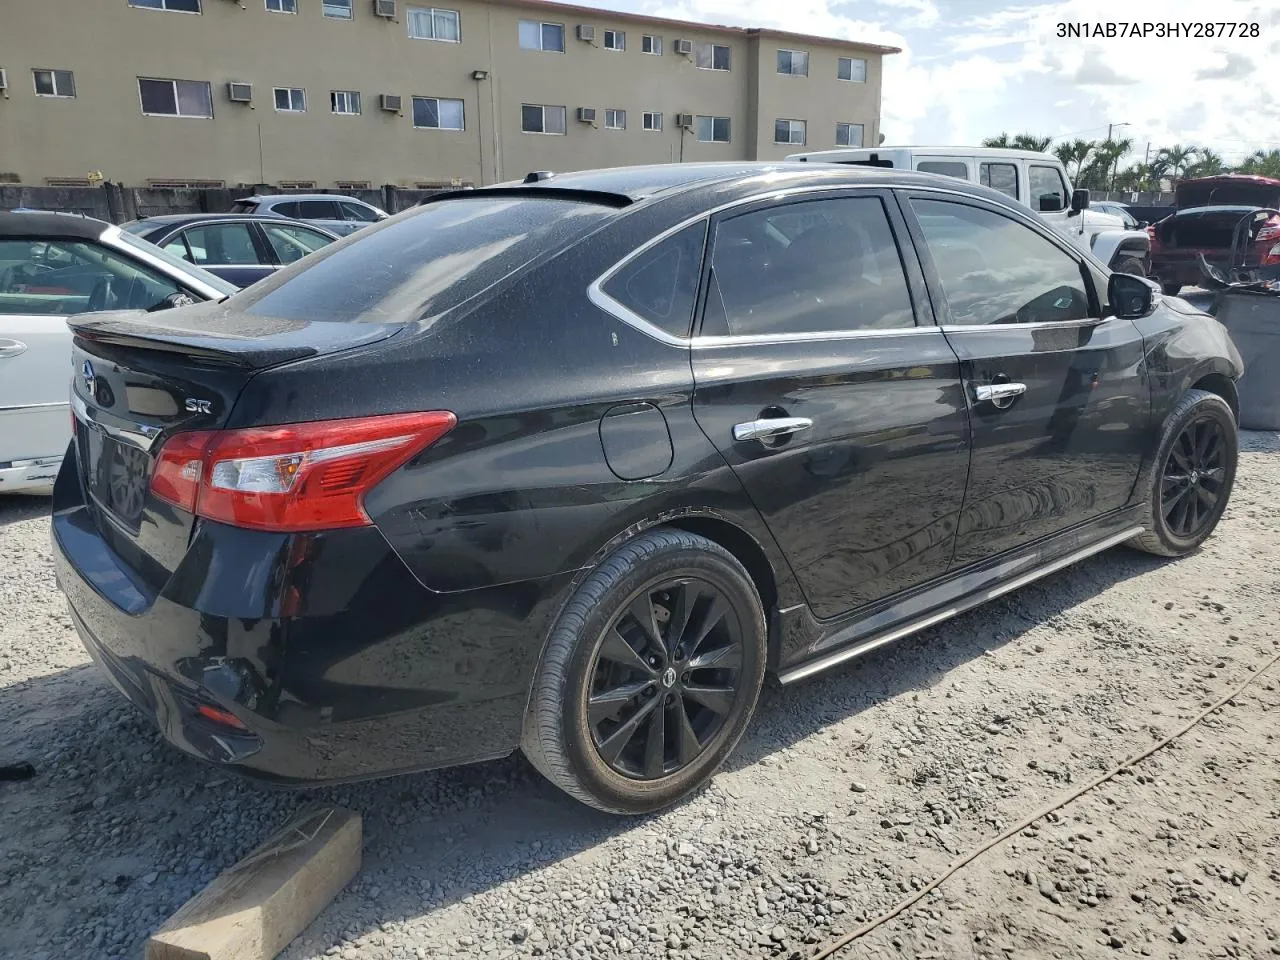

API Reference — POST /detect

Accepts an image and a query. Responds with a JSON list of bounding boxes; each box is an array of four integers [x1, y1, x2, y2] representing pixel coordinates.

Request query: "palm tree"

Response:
[[982, 133, 1052, 151], [1053, 139, 1096, 182], [1239, 149, 1280, 178], [1185, 149, 1225, 178], [1156, 144, 1198, 183]]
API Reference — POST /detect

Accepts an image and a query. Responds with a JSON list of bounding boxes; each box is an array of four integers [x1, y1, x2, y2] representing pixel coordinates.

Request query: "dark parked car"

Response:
[[121, 214, 339, 288], [54, 163, 1242, 814], [1149, 174, 1280, 295]]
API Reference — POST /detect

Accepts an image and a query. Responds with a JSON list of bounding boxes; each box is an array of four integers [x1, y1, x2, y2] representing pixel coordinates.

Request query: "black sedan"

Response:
[[120, 213, 339, 288], [54, 163, 1243, 813]]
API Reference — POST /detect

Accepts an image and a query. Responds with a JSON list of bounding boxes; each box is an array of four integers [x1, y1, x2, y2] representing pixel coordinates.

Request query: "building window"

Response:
[[696, 115, 730, 142], [694, 42, 731, 71], [138, 78, 213, 118], [643, 111, 662, 132], [412, 96, 464, 130], [521, 103, 567, 134], [323, 0, 352, 19], [130, 0, 201, 12], [774, 118, 806, 145], [335, 180, 372, 190], [265, 0, 296, 12], [835, 122, 864, 147], [603, 29, 625, 51], [776, 49, 808, 76], [33, 69, 76, 98], [642, 34, 662, 55], [407, 7, 460, 41], [274, 87, 306, 112], [838, 56, 867, 82], [331, 90, 362, 115], [519, 20, 565, 52], [604, 108, 626, 130]]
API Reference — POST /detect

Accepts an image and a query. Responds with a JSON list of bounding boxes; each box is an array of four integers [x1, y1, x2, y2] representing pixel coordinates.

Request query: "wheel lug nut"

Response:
[[682, 672, 690, 683], [665, 693, 675, 705]]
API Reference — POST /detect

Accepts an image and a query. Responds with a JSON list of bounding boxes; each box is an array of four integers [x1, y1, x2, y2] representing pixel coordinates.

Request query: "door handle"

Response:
[[0, 339, 28, 359], [972, 382, 1027, 404], [733, 416, 813, 442]]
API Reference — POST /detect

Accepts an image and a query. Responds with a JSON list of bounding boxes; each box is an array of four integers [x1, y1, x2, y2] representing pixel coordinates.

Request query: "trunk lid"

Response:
[[68, 301, 405, 585], [1175, 175, 1280, 211]]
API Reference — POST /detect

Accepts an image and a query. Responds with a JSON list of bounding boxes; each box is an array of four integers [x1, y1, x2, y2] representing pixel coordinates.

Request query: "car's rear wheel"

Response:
[[1161, 281, 1183, 296], [522, 529, 767, 814], [1129, 389, 1237, 557]]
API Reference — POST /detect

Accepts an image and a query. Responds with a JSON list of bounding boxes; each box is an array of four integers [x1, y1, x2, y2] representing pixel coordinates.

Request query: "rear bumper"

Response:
[[51, 451, 571, 785]]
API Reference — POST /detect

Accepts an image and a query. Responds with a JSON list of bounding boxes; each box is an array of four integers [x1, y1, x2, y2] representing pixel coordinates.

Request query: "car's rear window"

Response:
[[238, 196, 614, 323]]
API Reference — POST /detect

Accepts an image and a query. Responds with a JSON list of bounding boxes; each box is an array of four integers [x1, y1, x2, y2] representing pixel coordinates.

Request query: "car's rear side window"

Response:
[[917, 160, 969, 180], [271, 201, 300, 218], [601, 221, 706, 339], [240, 196, 614, 323], [702, 196, 916, 337]]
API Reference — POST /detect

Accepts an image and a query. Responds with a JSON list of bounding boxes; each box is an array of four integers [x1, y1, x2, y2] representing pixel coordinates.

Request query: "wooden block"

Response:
[[146, 806, 362, 960]]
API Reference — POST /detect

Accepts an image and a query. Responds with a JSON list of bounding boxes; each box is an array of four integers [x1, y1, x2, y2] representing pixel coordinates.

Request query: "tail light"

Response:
[[1256, 217, 1280, 244], [1265, 243, 1280, 266], [151, 411, 456, 532]]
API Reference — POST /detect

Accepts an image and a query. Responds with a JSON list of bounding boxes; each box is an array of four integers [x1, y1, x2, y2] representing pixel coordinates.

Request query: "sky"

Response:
[[603, 0, 1280, 167]]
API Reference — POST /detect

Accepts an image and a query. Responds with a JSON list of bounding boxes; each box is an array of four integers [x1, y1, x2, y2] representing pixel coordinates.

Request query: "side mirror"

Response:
[[1070, 188, 1090, 214], [1109, 272, 1158, 318]]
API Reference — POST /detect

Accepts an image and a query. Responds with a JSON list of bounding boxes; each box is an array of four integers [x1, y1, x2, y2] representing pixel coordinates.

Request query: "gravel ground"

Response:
[[2, 429, 1278, 960]]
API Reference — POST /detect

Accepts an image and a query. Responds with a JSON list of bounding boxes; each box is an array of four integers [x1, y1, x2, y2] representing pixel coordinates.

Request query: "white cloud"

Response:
[[604, 0, 1280, 162]]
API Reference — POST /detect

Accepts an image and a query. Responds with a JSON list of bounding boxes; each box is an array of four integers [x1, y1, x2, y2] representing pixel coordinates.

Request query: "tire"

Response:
[[1129, 389, 1237, 557], [1161, 282, 1183, 296], [1112, 256, 1146, 277], [522, 529, 767, 814]]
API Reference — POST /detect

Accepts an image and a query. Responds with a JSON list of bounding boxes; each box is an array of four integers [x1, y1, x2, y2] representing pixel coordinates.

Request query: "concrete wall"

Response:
[[0, 0, 889, 187]]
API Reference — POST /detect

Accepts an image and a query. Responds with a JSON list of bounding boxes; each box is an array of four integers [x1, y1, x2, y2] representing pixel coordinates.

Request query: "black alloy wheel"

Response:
[[1160, 415, 1228, 539], [587, 578, 743, 780]]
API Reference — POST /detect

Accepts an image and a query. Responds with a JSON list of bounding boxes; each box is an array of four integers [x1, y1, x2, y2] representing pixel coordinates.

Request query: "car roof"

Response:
[[125, 212, 342, 235], [433, 162, 975, 207], [791, 146, 1060, 162], [240, 194, 371, 204], [0, 210, 111, 241]]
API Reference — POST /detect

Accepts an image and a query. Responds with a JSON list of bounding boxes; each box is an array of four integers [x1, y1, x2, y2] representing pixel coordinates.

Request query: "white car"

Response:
[[0, 211, 235, 494], [786, 146, 1152, 277]]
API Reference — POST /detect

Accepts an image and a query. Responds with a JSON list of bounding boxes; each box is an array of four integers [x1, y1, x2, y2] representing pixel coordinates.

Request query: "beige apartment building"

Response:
[[1, 0, 896, 189]]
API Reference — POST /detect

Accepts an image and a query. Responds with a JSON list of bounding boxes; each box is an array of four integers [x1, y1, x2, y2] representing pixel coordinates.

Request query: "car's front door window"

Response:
[[909, 198, 1095, 325], [0, 239, 185, 314], [262, 222, 335, 264], [295, 200, 342, 221], [339, 201, 379, 223]]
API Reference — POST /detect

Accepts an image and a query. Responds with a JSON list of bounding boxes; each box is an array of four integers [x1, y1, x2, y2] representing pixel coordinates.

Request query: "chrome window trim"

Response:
[[0, 401, 70, 413], [940, 317, 1114, 333], [587, 182, 925, 348]]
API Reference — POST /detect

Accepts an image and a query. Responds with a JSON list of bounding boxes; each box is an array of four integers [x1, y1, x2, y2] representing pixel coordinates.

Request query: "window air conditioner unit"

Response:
[[675, 113, 694, 128], [380, 93, 402, 112], [227, 82, 253, 103], [577, 24, 596, 41], [0, 69, 8, 91], [373, 0, 396, 18], [673, 39, 693, 55], [577, 107, 597, 123]]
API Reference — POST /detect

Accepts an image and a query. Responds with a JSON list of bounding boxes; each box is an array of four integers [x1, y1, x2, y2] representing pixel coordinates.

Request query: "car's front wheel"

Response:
[[1129, 388, 1237, 557], [522, 529, 767, 814]]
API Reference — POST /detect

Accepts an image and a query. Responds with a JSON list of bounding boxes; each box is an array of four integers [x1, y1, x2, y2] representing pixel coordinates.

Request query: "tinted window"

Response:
[[917, 161, 969, 180], [703, 196, 915, 337], [0, 239, 183, 315], [179, 223, 261, 265], [602, 221, 706, 339], [340, 200, 379, 222], [295, 200, 341, 220], [910, 198, 1093, 326], [1029, 165, 1067, 212], [262, 222, 335, 263], [979, 162, 1018, 199], [240, 197, 614, 323], [271, 201, 299, 217]]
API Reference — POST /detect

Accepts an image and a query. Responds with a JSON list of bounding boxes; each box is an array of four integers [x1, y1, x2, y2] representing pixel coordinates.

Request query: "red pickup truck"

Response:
[[1149, 174, 1280, 295]]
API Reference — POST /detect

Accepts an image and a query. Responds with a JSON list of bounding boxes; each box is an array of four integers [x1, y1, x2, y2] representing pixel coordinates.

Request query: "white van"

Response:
[[785, 146, 1151, 276]]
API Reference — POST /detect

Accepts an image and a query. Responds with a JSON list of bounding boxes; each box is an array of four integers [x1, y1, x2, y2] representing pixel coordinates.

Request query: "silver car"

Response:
[[230, 193, 388, 236]]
